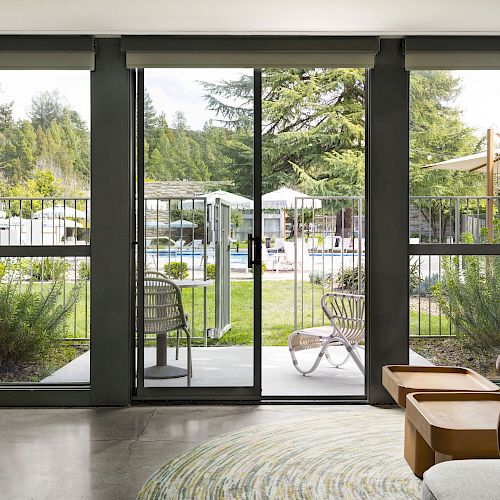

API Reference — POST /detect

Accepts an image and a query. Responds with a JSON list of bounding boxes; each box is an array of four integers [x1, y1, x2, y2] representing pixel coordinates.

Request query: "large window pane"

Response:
[[0, 70, 90, 384]]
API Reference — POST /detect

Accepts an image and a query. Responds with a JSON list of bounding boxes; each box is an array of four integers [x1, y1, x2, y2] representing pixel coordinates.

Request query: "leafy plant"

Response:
[[78, 261, 90, 281], [24, 257, 69, 282], [432, 232, 500, 365], [0, 279, 81, 367], [409, 257, 422, 295], [163, 261, 189, 280], [206, 264, 216, 280], [336, 266, 365, 293]]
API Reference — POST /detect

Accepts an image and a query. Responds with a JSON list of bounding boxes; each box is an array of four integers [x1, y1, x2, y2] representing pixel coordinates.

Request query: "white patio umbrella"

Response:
[[169, 219, 198, 229], [262, 187, 322, 238], [422, 150, 500, 174], [262, 187, 322, 209], [181, 190, 253, 210], [423, 129, 500, 240], [33, 205, 88, 219]]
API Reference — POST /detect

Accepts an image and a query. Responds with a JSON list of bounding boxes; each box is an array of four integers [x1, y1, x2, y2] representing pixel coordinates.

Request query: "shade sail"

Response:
[[262, 187, 322, 209], [423, 151, 500, 173], [181, 190, 253, 210]]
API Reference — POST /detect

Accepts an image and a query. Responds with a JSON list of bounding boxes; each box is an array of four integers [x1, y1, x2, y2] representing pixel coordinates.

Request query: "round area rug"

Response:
[[138, 408, 421, 499]]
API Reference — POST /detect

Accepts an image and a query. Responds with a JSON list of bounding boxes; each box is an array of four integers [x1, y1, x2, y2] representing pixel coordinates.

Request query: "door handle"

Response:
[[247, 234, 253, 269]]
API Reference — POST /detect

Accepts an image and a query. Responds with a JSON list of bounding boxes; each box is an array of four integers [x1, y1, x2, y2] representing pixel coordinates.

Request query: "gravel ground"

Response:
[[410, 337, 499, 380]]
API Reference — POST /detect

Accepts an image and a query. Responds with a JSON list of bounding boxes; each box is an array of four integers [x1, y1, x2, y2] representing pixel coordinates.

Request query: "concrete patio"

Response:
[[42, 346, 431, 397]]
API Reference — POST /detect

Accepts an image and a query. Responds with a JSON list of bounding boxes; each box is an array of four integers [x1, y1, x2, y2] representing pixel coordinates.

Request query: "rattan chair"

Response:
[[143, 275, 192, 384], [288, 292, 365, 376]]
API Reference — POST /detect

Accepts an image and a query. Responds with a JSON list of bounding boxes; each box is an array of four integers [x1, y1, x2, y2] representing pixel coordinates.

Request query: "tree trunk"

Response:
[[335, 208, 353, 237]]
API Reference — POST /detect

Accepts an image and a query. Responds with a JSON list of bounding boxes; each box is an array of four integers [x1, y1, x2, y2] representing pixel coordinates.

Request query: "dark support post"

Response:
[[91, 39, 132, 405], [366, 39, 409, 404]]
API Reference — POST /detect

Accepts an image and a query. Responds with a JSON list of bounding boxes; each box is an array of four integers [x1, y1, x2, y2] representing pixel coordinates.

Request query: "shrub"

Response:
[[206, 264, 216, 280], [0, 279, 81, 367], [163, 261, 189, 280], [336, 266, 365, 293], [24, 257, 69, 282], [78, 261, 91, 281], [432, 231, 500, 365], [409, 258, 421, 295], [309, 271, 333, 286]]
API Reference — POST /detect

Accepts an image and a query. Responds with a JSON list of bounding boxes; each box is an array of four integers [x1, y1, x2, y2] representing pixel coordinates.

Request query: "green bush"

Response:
[[336, 266, 365, 293], [0, 279, 81, 367], [24, 257, 70, 282], [78, 261, 91, 281], [432, 231, 500, 364], [206, 263, 216, 280], [163, 261, 189, 280]]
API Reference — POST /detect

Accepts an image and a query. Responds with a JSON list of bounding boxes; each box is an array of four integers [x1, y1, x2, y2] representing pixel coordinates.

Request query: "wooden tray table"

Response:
[[382, 365, 498, 408], [404, 391, 500, 477]]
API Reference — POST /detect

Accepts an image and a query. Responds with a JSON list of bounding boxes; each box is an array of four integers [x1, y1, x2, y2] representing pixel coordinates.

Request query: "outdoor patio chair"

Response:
[[185, 239, 203, 249], [322, 235, 340, 252], [307, 237, 319, 252], [143, 275, 192, 384], [288, 292, 365, 376], [353, 237, 365, 253], [273, 237, 285, 252], [174, 239, 186, 249]]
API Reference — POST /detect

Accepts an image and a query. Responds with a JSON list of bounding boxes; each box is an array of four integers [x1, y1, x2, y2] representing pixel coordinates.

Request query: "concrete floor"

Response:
[[0, 404, 393, 500], [42, 346, 431, 396]]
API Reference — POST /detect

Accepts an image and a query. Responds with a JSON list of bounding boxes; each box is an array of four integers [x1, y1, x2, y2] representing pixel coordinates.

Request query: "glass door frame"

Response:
[[133, 68, 262, 401]]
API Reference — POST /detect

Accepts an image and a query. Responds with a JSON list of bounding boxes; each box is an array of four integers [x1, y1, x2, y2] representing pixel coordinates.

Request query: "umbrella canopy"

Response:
[[423, 150, 500, 174], [33, 205, 88, 219], [262, 187, 322, 209], [145, 220, 170, 229], [169, 219, 198, 229], [181, 190, 253, 210], [0, 217, 82, 228]]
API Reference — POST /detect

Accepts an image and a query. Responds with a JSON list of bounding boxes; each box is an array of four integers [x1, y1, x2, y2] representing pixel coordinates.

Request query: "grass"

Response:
[[17, 279, 450, 345], [180, 280, 452, 346]]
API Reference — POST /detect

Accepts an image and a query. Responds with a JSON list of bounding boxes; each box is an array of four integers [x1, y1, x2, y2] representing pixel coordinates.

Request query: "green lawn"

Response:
[[180, 280, 453, 346], [34, 279, 450, 344]]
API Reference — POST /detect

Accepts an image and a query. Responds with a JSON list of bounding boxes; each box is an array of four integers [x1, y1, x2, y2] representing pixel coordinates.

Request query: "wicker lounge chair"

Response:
[[288, 292, 365, 376], [143, 275, 192, 384]]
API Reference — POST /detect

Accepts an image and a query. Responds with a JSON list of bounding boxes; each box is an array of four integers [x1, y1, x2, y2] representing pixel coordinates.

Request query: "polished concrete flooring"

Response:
[[0, 404, 388, 500], [42, 346, 431, 397]]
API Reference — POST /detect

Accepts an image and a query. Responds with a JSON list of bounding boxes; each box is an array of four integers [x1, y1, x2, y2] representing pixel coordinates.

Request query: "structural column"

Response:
[[90, 39, 133, 405], [366, 39, 409, 404]]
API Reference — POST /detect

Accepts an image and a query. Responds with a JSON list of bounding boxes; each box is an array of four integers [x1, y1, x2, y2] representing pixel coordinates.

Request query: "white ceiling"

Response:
[[1, 0, 500, 35]]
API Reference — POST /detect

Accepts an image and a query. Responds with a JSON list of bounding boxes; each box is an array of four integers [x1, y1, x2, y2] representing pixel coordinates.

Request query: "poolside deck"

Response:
[[42, 346, 431, 397]]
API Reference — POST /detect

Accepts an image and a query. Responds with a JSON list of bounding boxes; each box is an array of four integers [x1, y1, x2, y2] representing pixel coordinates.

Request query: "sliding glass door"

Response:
[[134, 68, 260, 399]]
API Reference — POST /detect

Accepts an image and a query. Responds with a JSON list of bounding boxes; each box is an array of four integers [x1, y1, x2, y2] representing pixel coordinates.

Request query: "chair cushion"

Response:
[[422, 460, 500, 500]]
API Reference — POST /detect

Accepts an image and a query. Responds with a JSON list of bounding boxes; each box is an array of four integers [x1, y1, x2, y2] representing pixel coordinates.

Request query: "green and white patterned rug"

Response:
[[138, 408, 421, 499]]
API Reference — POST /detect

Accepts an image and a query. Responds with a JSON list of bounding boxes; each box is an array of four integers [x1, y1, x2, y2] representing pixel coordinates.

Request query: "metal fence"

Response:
[[0, 197, 90, 246], [293, 196, 365, 332], [409, 196, 499, 243]]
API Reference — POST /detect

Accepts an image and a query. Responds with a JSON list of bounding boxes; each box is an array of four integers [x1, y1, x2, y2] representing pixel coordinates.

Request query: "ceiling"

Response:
[[2, 0, 500, 36]]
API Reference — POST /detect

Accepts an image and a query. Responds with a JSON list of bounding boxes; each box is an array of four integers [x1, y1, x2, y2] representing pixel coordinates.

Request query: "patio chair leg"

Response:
[[289, 340, 329, 376], [325, 349, 351, 368], [185, 328, 192, 386], [176, 330, 180, 360]]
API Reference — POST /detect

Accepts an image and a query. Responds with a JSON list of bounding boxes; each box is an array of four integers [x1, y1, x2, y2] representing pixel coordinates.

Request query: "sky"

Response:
[[0, 68, 499, 137]]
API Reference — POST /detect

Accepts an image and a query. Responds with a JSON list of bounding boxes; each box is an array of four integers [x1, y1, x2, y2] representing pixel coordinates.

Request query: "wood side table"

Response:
[[404, 391, 500, 478], [382, 365, 499, 408]]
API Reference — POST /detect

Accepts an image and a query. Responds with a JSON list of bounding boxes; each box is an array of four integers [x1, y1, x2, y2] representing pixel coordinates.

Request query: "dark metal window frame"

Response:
[[0, 36, 95, 406], [130, 36, 382, 403], [5, 35, 498, 406]]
